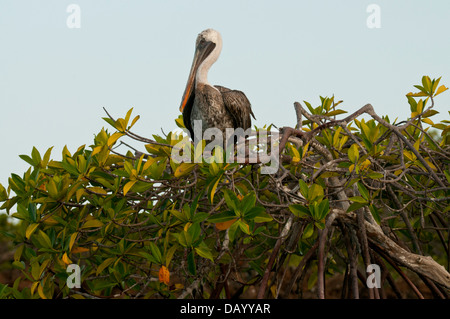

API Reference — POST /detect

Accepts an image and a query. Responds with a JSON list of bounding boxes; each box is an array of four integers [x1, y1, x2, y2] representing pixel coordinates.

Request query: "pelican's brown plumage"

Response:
[[179, 29, 255, 141]]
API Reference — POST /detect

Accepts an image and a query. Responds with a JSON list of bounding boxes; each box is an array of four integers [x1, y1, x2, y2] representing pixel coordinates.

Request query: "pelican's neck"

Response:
[[196, 41, 222, 87]]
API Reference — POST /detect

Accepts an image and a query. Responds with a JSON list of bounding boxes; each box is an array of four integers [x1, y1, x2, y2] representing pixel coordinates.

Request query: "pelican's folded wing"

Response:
[[215, 85, 255, 130]]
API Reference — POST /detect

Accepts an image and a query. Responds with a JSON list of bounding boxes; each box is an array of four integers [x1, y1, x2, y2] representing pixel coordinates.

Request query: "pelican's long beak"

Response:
[[179, 40, 216, 112]]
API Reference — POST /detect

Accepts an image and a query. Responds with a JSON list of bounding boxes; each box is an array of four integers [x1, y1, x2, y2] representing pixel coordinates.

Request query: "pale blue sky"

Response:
[[0, 1, 449, 208]]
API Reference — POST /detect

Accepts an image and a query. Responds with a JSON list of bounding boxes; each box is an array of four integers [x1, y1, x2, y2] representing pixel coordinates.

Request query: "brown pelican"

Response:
[[179, 29, 255, 142]]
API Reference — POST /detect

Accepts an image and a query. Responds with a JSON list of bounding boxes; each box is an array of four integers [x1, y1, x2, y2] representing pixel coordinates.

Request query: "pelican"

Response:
[[179, 29, 255, 142]]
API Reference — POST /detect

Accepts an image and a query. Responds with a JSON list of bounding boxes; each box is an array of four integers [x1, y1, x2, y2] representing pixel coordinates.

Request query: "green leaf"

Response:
[[325, 109, 347, 117], [208, 211, 237, 223], [192, 212, 209, 224], [102, 117, 118, 129], [176, 231, 189, 248], [150, 159, 167, 179], [332, 126, 343, 147], [174, 163, 196, 178], [244, 206, 265, 220], [348, 196, 367, 204], [237, 220, 251, 235], [422, 109, 439, 118], [165, 245, 178, 267], [96, 257, 115, 275], [149, 242, 162, 264], [357, 182, 369, 201], [124, 108, 133, 128], [31, 147, 42, 165], [61, 160, 79, 176], [180, 203, 191, 221], [434, 84, 449, 97], [195, 242, 214, 262], [348, 144, 359, 163], [93, 280, 118, 292], [249, 261, 264, 277], [46, 179, 59, 199], [254, 212, 273, 223], [26, 223, 39, 239], [308, 184, 324, 203], [38, 230, 53, 249], [0, 183, 7, 202], [175, 115, 185, 128], [318, 199, 330, 220], [240, 192, 256, 215], [208, 173, 223, 204], [190, 193, 201, 219], [422, 76, 432, 94], [170, 209, 188, 222], [28, 202, 37, 223], [69, 232, 78, 252], [413, 85, 427, 95], [19, 155, 36, 167], [81, 219, 104, 229], [302, 223, 314, 239], [12, 261, 25, 270], [222, 189, 239, 212], [444, 171, 450, 184], [367, 172, 384, 179], [369, 204, 381, 224], [406, 95, 418, 112], [0, 283, 8, 298], [304, 101, 315, 114], [309, 202, 320, 220], [123, 180, 136, 196], [42, 147, 53, 168], [227, 219, 240, 243], [289, 204, 311, 218], [88, 187, 107, 195], [187, 222, 201, 244], [187, 250, 196, 275], [315, 221, 325, 229], [129, 115, 140, 129], [298, 180, 309, 199], [107, 132, 124, 147], [431, 76, 441, 95]]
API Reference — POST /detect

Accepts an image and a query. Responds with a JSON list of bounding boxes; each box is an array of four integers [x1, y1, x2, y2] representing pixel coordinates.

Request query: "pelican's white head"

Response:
[[194, 29, 223, 84], [196, 29, 223, 52], [180, 28, 223, 112]]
